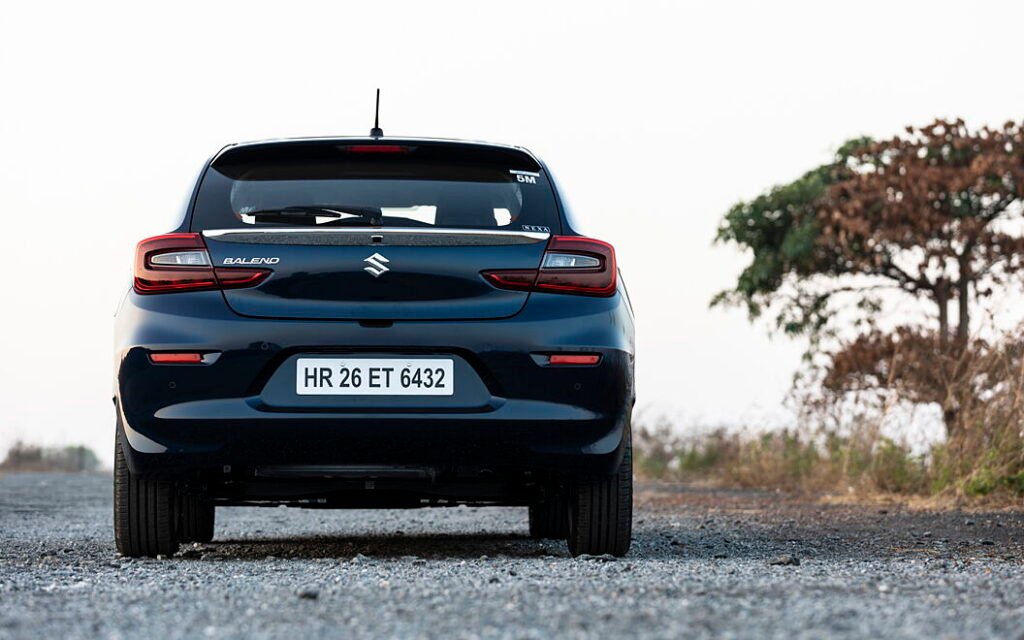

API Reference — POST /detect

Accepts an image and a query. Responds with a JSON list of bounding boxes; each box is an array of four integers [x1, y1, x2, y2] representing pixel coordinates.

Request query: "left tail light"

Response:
[[482, 236, 617, 297], [133, 233, 271, 294]]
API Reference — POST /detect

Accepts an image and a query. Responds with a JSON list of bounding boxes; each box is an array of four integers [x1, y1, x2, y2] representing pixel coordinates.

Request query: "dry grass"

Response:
[[634, 422, 924, 494], [634, 422, 1022, 502]]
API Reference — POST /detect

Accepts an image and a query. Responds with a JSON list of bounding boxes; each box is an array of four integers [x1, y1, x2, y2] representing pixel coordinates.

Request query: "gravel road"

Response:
[[1, 473, 1023, 639]]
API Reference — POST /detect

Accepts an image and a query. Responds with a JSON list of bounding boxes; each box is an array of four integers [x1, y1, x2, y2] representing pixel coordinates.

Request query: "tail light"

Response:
[[482, 236, 617, 297], [134, 233, 271, 294]]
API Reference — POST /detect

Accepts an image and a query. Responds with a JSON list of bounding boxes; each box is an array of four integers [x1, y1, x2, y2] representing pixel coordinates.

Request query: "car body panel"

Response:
[[202, 230, 549, 321]]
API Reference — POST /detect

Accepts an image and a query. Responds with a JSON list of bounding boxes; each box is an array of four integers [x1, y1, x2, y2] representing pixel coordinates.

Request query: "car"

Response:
[[113, 135, 635, 558]]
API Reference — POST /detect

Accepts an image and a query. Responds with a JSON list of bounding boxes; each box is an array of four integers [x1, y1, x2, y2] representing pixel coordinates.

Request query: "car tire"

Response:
[[114, 438, 180, 558], [179, 494, 215, 544], [528, 491, 568, 539], [566, 424, 633, 557]]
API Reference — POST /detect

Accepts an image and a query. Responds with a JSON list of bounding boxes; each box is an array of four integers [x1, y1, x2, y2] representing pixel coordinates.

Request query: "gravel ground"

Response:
[[1, 473, 1023, 639]]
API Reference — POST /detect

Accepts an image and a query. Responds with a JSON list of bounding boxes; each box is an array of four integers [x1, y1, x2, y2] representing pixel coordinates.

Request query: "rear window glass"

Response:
[[191, 141, 561, 232]]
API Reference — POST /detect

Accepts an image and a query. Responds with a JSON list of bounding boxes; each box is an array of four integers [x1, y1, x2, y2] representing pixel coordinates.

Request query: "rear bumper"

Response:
[[117, 400, 630, 479], [114, 288, 635, 486]]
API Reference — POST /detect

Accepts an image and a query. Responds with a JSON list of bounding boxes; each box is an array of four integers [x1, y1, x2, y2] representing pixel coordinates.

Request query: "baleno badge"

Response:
[[223, 257, 280, 265], [363, 252, 390, 278]]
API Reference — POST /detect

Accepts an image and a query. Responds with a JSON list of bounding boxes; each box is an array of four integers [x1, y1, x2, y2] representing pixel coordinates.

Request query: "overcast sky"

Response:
[[3, 0, 1023, 462]]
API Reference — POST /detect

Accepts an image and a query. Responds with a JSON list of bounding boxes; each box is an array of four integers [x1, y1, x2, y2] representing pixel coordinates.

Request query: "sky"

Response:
[[2, 0, 1024, 463]]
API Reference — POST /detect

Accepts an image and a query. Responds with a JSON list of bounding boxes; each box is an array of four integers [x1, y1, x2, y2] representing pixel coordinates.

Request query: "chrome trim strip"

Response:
[[202, 227, 550, 241]]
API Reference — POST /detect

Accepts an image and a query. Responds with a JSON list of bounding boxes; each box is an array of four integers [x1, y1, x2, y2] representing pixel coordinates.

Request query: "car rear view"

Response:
[[113, 138, 635, 558]]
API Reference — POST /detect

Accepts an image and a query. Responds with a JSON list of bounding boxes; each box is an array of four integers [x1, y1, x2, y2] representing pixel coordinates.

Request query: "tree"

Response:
[[823, 119, 1024, 348], [712, 137, 870, 344], [715, 120, 1024, 437], [715, 120, 1024, 350]]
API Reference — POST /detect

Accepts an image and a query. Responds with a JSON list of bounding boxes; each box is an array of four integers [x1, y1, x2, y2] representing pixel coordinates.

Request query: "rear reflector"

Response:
[[134, 233, 272, 294], [149, 352, 203, 364], [482, 236, 617, 297], [548, 354, 601, 365]]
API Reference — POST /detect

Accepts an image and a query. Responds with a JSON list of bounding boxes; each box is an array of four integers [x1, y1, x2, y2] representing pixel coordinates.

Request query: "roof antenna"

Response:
[[369, 89, 384, 138]]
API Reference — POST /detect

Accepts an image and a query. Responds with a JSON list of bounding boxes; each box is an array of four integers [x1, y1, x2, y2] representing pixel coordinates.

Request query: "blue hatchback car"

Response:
[[113, 137, 635, 557]]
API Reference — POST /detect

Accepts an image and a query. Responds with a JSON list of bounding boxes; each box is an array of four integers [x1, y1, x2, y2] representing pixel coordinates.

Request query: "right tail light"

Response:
[[482, 236, 617, 297]]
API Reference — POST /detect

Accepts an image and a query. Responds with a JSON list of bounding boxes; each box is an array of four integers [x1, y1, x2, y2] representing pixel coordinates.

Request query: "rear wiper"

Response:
[[240, 205, 383, 225]]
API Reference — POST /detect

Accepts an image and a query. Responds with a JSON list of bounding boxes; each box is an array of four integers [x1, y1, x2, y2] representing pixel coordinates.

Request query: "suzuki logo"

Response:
[[363, 252, 390, 278]]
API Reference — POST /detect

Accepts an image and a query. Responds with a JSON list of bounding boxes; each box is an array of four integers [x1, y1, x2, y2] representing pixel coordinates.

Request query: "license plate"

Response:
[[295, 358, 454, 396]]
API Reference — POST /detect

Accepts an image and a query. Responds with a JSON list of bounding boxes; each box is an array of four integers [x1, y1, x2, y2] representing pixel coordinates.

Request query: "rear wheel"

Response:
[[528, 490, 568, 539], [114, 439, 180, 558], [179, 494, 215, 544], [566, 426, 633, 557]]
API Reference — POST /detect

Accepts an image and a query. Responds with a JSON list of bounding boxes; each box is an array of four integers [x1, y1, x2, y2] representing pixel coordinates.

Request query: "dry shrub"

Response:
[[0, 441, 101, 473], [635, 328, 1024, 499], [825, 327, 1024, 497]]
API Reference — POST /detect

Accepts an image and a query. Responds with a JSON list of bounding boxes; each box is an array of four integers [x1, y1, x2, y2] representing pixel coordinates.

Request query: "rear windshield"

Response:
[[191, 141, 561, 232]]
